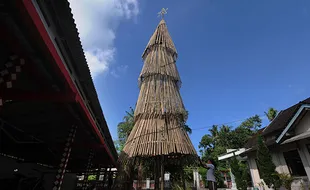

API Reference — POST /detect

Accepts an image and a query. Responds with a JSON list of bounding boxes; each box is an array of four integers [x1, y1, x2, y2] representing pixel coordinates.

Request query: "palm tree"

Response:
[[264, 108, 278, 122], [220, 125, 230, 133], [209, 125, 219, 142]]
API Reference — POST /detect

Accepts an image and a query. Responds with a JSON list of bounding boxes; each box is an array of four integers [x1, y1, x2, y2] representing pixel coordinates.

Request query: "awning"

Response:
[[281, 130, 310, 145], [218, 148, 249, 161]]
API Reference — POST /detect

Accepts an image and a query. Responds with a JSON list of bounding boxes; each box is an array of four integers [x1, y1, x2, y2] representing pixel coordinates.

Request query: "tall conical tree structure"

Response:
[[122, 13, 196, 162]]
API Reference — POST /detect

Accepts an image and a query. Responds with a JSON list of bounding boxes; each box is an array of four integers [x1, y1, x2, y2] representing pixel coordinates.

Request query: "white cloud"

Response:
[[68, 0, 139, 78], [85, 48, 115, 76]]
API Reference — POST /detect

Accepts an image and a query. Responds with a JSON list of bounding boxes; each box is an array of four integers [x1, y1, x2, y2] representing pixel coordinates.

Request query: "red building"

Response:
[[0, 0, 117, 189]]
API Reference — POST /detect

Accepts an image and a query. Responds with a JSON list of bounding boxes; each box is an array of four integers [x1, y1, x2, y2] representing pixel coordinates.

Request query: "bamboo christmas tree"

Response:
[[118, 8, 197, 190]]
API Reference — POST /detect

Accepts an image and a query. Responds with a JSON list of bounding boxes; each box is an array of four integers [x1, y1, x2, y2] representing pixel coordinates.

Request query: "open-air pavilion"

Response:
[[0, 0, 117, 189]]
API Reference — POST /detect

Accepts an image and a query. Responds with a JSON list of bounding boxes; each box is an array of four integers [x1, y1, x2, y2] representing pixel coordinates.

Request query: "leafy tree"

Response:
[[230, 158, 249, 190], [114, 140, 121, 153], [217, 125, 231, 147], [209, 125, 219, 140], [264, 108, 278, 122], [256, 135, 279, 188], [277, 173, 293, 190], [199, 115, 264, 188], [199, 134, 214, 156], [182, 111, 192, 134], [239, 115, 262, 131], [198, 125, 220, 153], [199, 117, 260, 159], [198, 167, 207, 186], [229, 126, 253, 149], [116, 107, 135, 152]]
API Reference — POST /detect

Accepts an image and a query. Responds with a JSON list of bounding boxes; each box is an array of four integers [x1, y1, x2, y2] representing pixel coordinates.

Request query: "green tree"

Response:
[[209, 125, 219, 140], [117, 107, 135, 152], [227, 115, 263, 149], [229, 126, 253, 149], [239, 114, 262, 131], [277, 173, 294, 190], [182, 111, 192, 134], [199, 125, 219, 159], [230, 158, 249, 190], [256, 135, 279, 188], [199, 134, 214, 155], [264, 108, 278, 122], [199, 115, 262, 158], [114, 140, 121, 153], [198, 167, 207, 186], [199, 115, 263, 188]]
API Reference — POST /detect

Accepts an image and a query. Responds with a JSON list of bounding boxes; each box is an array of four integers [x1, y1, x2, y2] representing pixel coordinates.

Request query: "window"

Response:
[[283, 149, 307, 176]]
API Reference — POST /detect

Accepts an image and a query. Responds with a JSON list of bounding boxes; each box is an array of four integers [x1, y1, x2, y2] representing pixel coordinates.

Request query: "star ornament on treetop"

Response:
[[157, 8, 168, 19]]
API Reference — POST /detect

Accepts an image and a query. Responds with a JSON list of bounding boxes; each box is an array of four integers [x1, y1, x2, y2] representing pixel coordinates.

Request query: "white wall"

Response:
[[271, 150, 290, 174], [247, 154, 261, 187], [295, 111, 310, 135]]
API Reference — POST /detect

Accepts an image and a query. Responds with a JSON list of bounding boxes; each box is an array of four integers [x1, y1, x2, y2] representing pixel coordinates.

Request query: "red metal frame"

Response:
[[20, 0, 115, 164], [0, 23, 56, 91], [53, 125, 77, 190]]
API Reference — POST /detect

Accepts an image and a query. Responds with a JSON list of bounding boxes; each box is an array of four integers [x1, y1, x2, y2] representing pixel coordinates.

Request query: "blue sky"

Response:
[[70, 0, 310, 151]]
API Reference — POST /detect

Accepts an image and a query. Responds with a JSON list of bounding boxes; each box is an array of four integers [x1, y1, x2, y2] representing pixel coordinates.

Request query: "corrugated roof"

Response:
[[47, 0, 118, 160], [244, 97, 310, 150], [262, 97, 310, 135]]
